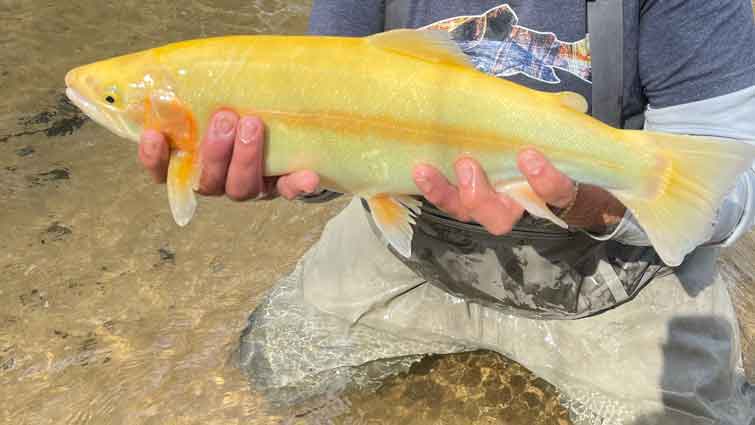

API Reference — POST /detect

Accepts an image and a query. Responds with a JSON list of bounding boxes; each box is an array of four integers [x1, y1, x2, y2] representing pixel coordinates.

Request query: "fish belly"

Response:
[[259, 114, 517, 196]]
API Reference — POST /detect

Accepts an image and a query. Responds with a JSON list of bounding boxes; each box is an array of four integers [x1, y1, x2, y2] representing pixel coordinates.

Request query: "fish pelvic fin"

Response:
[[367, 29, 474, 69], [494, 180, 567, 228], [611, 132, 755, 267], [167, 150, 199, 226], [365, 195, 422, 258]]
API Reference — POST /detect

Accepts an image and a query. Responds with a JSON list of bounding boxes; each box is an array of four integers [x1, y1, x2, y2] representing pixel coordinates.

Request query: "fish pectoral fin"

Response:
[[147, 91, 196, 149], [365, 194, 422, 258], [367, 29, 474, 69], [554, 91, 588, 113], [167, 150, 199, 226], [495, 180, 568, 228]]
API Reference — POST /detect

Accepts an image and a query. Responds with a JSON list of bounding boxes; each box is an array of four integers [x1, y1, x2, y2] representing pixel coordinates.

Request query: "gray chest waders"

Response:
[[373, 1, 670, 319]]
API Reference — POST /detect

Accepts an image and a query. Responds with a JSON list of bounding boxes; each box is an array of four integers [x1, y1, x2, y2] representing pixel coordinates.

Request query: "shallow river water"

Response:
[[0, 1, 752, 424]]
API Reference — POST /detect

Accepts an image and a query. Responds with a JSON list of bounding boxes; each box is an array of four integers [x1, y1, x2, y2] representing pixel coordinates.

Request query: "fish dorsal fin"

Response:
[[555, 91, 589, 113], [365, 194, 422, 257], [367, 29, 474, 68]]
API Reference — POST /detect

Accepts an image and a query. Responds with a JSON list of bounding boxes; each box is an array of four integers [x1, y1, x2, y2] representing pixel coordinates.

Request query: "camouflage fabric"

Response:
[[365, 200, 673, 320], [241, 199, 755, 425]]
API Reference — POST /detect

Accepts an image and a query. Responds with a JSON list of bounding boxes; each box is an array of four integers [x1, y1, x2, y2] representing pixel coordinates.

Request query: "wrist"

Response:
[[560, 184, 626, 233]]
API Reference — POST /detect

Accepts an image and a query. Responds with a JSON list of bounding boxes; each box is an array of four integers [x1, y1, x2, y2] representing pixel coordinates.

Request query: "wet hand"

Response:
[[412, 149, 626, 235], [138, 110, 320, 201]]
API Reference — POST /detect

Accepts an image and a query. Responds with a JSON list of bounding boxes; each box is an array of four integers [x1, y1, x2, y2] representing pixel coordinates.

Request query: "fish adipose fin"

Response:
[[367, 29, 474, 69], [366, 195, 422, 257], [612, 132, 755, 267], [495, 180, 568, 228], [555, 91, 588, 113], [145, 91, 200, 226]]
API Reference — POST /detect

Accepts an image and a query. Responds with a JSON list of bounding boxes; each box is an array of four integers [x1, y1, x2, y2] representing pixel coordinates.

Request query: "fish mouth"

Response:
[[65, 87, 140, 142]]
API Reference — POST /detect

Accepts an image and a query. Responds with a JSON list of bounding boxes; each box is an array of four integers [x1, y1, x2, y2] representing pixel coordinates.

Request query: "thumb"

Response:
[[276, 170, 320, 200], [138, 129, 170, 183]]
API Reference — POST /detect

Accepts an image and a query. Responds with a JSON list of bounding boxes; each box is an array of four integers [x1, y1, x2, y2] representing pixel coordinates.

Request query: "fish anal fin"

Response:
[[365, 194, 421, 257], [554, 91, 588, 113], [495, 180, 567, 228], [367, 29, 474, 69], [167, 150, 199, 226]]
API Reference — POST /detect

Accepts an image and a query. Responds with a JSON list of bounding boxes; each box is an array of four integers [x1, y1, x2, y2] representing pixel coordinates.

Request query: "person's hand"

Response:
[[138, 110, 320, 200], [412, 149, 626, 234]]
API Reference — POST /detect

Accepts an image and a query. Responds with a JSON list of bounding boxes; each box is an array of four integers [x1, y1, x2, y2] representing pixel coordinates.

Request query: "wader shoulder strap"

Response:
[[587, 0, 624, 128]]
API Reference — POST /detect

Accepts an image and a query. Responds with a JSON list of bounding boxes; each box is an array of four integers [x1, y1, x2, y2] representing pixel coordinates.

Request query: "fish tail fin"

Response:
[[610, 131, 755, 266], [167, 150, 199, 226]]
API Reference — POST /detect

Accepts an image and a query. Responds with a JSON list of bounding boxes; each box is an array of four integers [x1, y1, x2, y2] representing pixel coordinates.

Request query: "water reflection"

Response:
[[0, 1, 751, 425]]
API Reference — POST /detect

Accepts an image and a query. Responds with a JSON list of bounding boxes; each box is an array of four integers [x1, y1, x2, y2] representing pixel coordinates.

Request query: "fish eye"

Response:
[[103, 84, 120, 105]]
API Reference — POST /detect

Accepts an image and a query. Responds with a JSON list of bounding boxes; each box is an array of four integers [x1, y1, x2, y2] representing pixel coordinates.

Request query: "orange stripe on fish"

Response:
[[256, 109, 520, 153]]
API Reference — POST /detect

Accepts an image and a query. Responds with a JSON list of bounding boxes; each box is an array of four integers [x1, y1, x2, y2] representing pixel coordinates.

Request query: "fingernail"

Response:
[[239, 118, 258, 144], [521, 150, 544, 176], [457, 161, 474, 186], [415, 176, 432, 193], [213, 113, 236, 139], [414, 168, 431, 189]]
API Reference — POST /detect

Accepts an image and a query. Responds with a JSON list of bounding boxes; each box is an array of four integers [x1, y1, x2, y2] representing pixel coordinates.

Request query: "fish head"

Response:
[[65, 51, 165, 142]]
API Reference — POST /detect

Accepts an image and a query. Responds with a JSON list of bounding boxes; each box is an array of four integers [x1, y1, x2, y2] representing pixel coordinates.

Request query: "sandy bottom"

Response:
[[0, 1, 751, 424]]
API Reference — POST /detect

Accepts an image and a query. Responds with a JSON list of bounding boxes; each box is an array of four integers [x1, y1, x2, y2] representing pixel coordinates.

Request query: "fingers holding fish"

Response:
[[516, 149, 575, 209], [412, 159, 526, 234], [224, 116, 267, 201], [138, 129, 170, 183], [197, 110, 238, 196], [455, 158, 525, 235], [139, 110, 322, 203], [515, 149, 627, 232], [413, 164, 471, 222]]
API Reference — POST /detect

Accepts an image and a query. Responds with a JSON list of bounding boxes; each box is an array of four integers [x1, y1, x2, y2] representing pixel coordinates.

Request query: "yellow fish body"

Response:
[[65, 30, 755, 266]]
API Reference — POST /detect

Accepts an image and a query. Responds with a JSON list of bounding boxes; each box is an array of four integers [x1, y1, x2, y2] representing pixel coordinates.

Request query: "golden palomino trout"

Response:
[[64, 30, 755, 266]]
